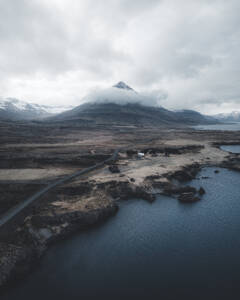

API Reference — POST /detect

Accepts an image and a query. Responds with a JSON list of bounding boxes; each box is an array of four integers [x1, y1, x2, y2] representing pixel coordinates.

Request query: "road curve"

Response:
[[0, 149, 119, 228]]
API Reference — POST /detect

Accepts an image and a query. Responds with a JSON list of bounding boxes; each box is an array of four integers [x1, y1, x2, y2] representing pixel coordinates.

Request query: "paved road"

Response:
[[0, 149, 119, 228]]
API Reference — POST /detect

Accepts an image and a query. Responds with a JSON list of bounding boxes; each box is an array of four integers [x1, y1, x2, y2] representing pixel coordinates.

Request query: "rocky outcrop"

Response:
[[30, 203, 118, 242], [108, 165, 120, 173], [126, 150, 138, 157], [97, 180, 155, 203], [178, 192, 200, 203], [162, 184, 197, 196], [221, 156, 240, 172], [0, 199, 119, 291], [0, 235, 46, 289], [148, 173, 204, 204], [134, 186, 156, 203], [169, 163, 201, 182], [198, 187, 206, 195], [140, 145, 204, 155]]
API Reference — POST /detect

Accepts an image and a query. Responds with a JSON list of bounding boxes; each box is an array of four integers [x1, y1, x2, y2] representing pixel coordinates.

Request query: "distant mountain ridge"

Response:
[[0, 97, 73, 121], [0, 82, 219, 125], [50, 102, 217, 126], [213, 111, 240, 122], [49, 82, 218, 126]]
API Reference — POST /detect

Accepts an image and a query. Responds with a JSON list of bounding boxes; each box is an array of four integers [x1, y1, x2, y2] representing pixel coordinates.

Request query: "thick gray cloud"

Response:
[[0, 0, 239, 113]]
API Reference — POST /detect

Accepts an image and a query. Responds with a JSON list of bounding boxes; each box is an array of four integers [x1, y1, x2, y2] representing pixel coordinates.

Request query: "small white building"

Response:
[[137, 152, 145, 159]]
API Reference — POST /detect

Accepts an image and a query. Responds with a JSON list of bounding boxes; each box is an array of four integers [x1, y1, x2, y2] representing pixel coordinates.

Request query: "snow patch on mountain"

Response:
[[0, 97, 73, 120], [213, 111, 240, 122]]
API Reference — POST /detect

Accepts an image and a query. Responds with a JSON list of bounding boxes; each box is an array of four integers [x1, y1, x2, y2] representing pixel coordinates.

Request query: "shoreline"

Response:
[[1, 132, 240, 292]]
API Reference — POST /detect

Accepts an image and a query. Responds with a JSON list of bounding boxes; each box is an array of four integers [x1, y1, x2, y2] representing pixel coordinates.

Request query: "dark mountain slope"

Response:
[[49, 102, 217, 126]]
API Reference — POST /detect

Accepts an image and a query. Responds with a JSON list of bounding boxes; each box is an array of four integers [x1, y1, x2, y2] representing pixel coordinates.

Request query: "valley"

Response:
[[0, 119, 240, 291]]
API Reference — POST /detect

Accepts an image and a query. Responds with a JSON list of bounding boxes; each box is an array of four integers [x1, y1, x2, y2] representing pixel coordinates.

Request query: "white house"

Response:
[[137, 152, 145, 159]]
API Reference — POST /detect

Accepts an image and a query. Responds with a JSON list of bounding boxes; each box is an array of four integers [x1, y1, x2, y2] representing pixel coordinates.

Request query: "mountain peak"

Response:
[[113, 81, 134, 91]]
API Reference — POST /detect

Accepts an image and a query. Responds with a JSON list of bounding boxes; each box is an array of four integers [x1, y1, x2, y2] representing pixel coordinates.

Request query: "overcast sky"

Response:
[[0, 0, 240, 114]]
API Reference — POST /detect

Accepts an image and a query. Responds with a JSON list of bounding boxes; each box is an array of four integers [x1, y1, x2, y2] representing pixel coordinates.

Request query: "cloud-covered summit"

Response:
[[82, 82, 167, 107]]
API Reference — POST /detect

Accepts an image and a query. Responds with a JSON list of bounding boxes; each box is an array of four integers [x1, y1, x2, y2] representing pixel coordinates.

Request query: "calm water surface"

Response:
[[193, 122, 240, 131], [221, 145, 240, 154], [2, 168, 240, 300]]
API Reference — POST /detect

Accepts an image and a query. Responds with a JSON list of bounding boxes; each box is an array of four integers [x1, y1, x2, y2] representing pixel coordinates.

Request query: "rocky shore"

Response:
[[0, 203, 118, 289], [1, 135, 240, 292]]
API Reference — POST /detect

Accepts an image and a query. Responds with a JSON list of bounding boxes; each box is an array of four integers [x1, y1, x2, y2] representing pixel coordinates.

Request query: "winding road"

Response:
[[0, 149, 119, 228]]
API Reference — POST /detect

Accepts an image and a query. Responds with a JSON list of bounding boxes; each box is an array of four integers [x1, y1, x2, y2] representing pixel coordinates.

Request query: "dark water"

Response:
[[193, 122, 240, 131], [2, 168, 240, 300], [221, 145, 240, 154]]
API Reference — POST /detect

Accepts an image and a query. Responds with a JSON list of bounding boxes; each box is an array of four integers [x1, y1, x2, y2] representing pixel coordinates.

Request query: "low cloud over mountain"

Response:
[[82, 82, 167, 107], [50, 82, 217, 126]]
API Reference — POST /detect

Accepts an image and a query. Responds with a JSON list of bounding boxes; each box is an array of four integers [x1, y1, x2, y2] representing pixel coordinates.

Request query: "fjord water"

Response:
[[221, 145, 240, 154], [3, 168, 240, 300], [193, 122, 240, 131]]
